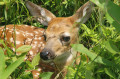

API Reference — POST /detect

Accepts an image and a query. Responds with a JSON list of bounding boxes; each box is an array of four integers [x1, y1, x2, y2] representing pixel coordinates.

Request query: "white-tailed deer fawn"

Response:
[[0, 1, 93, 79]]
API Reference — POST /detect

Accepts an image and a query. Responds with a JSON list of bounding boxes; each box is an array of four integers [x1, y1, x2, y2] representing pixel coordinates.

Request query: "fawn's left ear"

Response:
[[71, 1, 94, 23], [25, 1, 56, 26]]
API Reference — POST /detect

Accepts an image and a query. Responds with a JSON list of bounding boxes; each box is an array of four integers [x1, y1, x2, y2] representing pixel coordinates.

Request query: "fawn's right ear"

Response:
[[25, 1, 56, 26], [71, 1, 94, 24]]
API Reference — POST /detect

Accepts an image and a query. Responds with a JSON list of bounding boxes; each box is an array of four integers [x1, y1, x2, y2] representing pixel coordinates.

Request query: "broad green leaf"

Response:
[[72, 44, 120, 70], [85, 70, 94, 79], [31, 53, 40, 67], [1, 55, 25, 79], [90, 0, 120, 31], [104, 40, 119, 54], [0, 47, 5, 79], [16, 45, 32, 53], [40, 72, 53, 79], [105, 68, 116, 79]]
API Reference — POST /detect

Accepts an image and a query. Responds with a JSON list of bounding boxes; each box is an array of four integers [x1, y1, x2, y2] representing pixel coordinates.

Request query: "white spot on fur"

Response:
[[36, 73, 40, 75], [29, 51, 33, 55], [34, 31, 39, 34], [38, 37, 41, 40], [34, 73, 39, 77], [16, 41, 21, 44], [10, 38, 14, 42], [37, 50, 39, 52], [38, 44, 41, 47], [34, 37, 38, 40], [25, 25, 28, 26], [31, 26, 34, 28], [9, 30, 12, 32], [27, 38, 32, 42], [42, 44, 44, 47], [12, 48, 15, 51], [34, 41, 38, 44], [16, 31, 20, 34], [23, 33, 26, 37], [37, 68, 41, 71], [32, 45, 36, 49], [46, 17, 51, 21], [30, 33, 34, 36], [6, 28, 9, 29]]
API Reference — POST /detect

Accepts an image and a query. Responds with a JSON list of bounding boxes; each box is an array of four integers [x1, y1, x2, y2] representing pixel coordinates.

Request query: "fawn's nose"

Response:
[[40, 49, 55, 60]]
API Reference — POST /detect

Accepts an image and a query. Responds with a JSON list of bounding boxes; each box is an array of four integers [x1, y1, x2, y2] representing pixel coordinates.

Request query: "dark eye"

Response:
[[43, 35, 47, 41], [61, 36, 70, 42]]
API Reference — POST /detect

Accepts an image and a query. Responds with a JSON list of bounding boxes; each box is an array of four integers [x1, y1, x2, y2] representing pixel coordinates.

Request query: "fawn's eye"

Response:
[[61, 36, 70, 42]]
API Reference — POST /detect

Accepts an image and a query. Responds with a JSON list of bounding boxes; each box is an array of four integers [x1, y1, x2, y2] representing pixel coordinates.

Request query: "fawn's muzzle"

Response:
[[40, 48, 55, 60]]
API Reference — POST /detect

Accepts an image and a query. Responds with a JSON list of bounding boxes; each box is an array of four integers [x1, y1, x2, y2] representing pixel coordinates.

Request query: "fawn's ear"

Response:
[[71, 1, 94, 23], [25, 1, 56, 26]]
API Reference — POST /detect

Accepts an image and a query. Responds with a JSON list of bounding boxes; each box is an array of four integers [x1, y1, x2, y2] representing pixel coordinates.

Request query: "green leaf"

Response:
[[16, 45, 32, 53], [90, 0, 120, 31], [72, 44, 120, 70], [0, 40, 13, 56], [40, 72, 53, 79], [104, 40, 119, 54], [0, 47, 5, 79], [0, 2, 5, 5], [105, 68, 116, 79], [1, 55, 26, 79], [31, 53, 40, 67], [85, 70, 94, 79]]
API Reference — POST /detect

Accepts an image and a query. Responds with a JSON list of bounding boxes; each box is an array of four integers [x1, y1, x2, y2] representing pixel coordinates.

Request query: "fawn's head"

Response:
[[26, 1, 93, 62]]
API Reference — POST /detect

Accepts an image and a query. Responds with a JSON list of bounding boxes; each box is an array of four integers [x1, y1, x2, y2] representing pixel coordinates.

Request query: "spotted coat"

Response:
[[0, 24, 45, 61]]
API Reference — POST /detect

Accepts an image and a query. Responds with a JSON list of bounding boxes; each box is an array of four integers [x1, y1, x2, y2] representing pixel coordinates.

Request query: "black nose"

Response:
[[40, 49, 55, 60], [40, 51, 50, 60]]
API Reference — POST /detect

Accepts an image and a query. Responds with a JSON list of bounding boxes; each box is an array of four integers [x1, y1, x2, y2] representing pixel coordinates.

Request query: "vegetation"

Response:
[[0, 0, 120, 79]]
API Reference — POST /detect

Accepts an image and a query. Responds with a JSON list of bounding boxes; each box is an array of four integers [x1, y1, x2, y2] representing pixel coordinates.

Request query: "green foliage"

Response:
[[0, 0, 120, 79], [0, 45, 26, 79], [16, 45, 32, 53], [39, 72, 53, 79], [31, 53, 40, 68]]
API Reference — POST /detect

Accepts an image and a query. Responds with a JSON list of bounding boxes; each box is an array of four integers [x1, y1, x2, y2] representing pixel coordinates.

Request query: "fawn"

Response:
[[0, 1, 93, 79]]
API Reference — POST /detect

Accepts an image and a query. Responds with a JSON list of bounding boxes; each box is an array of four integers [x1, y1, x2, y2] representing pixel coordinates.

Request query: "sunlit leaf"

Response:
[[40, 72, 53, 79], [31, 53, 40, 67], [105, 68, 117, 79], [0, 47, 5, 79], [1, 55, 25, 79], [85, 70, 94, 79], [72, 44, 120, 70], [104, 40, 119, 54], [16, 45, 32, 53]]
